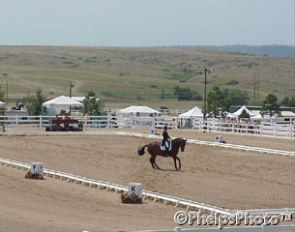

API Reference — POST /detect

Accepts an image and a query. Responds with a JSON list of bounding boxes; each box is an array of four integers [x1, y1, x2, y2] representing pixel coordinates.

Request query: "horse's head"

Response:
[[174, 137, 187, 152], [180, 138, 187, 152]]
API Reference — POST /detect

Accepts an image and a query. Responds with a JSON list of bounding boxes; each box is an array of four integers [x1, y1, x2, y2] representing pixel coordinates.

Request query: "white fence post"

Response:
[[106, 114, 110, 128], [39, 115, 42, 128]]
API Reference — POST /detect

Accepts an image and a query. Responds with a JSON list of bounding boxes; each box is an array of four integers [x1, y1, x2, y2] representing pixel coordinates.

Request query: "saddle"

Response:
[[160, 139, 172, 151]]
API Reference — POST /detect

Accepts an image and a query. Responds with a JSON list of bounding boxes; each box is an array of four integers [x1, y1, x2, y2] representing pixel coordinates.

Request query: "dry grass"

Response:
[[0, 46, 294, 109]]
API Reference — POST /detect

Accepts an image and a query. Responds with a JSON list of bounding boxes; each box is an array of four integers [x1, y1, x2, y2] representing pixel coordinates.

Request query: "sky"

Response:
[[0, 0, 294, 47]]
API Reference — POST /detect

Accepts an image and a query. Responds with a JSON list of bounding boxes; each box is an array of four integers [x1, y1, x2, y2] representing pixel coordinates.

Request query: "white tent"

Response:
[[224, 111, 237, 118], [0, 101, 5, 107], [116, 105, 161, 128], [281, 111, 295, 117], [178, 106, 203, 127], [178, 106, 203, 118], [42, 96, 83, 115], [70, 96, 85, 103], [232, 105, 257, 118], [117, 105, 160, 116], [43, 96, 82, 107]]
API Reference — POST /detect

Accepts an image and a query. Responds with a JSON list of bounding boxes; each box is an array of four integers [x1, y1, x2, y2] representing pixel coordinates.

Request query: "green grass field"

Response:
[[0, 46, 294, 109]]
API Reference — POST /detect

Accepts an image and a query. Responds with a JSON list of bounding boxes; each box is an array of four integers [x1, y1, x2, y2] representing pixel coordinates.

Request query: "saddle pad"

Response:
[[160, 141, 172, 151]]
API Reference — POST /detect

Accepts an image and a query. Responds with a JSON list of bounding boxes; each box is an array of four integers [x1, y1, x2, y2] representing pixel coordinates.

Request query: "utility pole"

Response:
[[69, 81, 74, 115], [200, 67, 212, 120], [6, 79, 8, 106], [253, 72, 256, 101], [203, 67, 208, 120], [253, 72, 259, 102], [69, 81, 74, 98], [2, 73, 8, 106]]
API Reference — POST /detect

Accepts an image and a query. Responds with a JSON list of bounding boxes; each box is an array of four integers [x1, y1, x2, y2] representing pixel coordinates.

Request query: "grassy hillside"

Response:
[[0, 46, 294, 109]]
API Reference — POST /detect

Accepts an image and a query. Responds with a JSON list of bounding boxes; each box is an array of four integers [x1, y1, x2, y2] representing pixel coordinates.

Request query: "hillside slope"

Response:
[[0, 46, 294, 109]]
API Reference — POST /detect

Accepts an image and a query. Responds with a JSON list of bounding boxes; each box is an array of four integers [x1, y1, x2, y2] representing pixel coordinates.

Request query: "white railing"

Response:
[[192, 119, 295, 140], [1, 129, 294, 157], [0, 157, 294, 218], [0, 115, 294, 139], [0, 115, 52, 127], [82, 131, 295, 157], [0, 115, 178, 130]]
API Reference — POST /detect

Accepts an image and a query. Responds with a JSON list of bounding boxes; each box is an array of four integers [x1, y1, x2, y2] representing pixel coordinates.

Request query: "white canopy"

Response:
[[225, 111, 237, 118], [178, 106, 203, 118], [0, 101, 5, 107], [42, 96, 82, 107], [232, 105, 257, 118], [117, 105, 160, 116], [70, 96, 85, 103], [281, 111, 295, 117]]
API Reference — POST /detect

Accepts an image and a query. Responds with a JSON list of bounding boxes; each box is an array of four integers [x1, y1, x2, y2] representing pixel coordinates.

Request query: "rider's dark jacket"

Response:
[[162, 131, 171, 147]]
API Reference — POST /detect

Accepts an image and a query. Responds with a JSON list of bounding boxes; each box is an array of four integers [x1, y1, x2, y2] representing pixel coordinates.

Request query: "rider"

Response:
[[162, 126, 171, 155]]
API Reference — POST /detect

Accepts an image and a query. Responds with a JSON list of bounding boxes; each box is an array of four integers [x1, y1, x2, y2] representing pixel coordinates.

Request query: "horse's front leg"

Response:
[[173, 157, 181, 170], [176, 157, 181, 170]]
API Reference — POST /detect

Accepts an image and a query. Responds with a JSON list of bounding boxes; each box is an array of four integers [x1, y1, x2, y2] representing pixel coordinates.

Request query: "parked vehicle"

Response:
[[46, 117, 83, 131]]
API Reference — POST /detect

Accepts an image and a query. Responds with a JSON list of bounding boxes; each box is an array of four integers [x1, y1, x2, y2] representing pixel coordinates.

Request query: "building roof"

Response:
[[117, 106, 160, 115], [42, 96, 82, 107], [178, 106, 203, 118], [232, 105, 257, 117]]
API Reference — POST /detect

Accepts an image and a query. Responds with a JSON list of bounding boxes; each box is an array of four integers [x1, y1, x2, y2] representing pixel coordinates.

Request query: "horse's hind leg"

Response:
[[150, 157, 160, 169], [150, 156, 161, 170], [149, 157, 156, 169]]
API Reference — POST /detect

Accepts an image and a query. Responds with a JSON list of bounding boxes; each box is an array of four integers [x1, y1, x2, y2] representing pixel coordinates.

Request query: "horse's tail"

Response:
[[138, 144, 148, 156]]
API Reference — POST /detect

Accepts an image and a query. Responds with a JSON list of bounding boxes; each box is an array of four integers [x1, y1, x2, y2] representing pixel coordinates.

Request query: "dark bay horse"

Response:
[[137, 138, 187, 170]]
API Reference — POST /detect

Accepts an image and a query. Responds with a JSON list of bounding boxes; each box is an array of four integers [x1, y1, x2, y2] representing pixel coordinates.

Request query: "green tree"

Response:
[[239, 109, 250, 119], [23, 89, 47, 115], [160, 89, 165, 100], [0, 84, 5, 115], [207, 87, 249, 117], [281, 96, 295, 107], [207, 86, 224, 117], [222, 89, 249, 111], [82, 91, 104, 115], [262, 94, 280, 117], [174, 86, 202, 101], [0, 84, 5, 102]]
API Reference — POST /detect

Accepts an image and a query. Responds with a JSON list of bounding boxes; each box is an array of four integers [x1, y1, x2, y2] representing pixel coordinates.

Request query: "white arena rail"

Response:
[[1, 115, 294, 139], [84, 131, 295, 157], [1, 157, 294, 218], [1, 130, 294, 157]]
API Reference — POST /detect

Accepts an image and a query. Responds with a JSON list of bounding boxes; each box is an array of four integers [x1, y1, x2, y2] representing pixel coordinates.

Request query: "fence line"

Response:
[[1, 129, 294, 157], [1, 115, 294, 139], [192, 118, 295, 140], [82, 131, 295, 157], [0, 157, 294, 218]]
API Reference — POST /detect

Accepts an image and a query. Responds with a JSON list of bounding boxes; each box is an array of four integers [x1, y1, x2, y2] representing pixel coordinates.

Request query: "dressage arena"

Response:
[[0, 127, 294, 231]]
